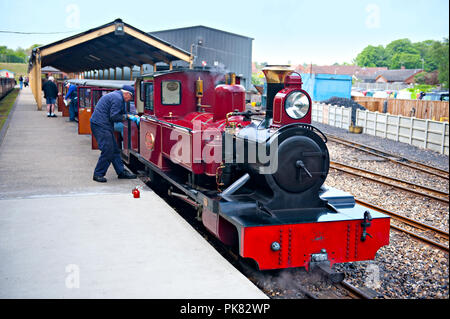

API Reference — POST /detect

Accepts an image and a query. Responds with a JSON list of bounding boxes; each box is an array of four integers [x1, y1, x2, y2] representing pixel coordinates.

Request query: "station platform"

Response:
[[0, 88, 267, 299]]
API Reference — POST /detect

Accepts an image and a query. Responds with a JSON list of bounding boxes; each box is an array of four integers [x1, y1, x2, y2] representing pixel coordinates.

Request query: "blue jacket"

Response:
[[65, 84, 77, 100], [90, 90, 126, 130]]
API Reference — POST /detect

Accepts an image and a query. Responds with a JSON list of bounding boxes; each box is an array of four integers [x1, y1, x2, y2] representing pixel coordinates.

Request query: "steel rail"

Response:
[[327, 135, 449, 179], [330, 161, 449, 204], [339, 281, 373, 299], [355, 199, 449, 252]]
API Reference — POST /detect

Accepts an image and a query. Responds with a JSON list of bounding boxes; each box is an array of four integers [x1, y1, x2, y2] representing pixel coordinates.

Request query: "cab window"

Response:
[[142, 82, 154, 111]]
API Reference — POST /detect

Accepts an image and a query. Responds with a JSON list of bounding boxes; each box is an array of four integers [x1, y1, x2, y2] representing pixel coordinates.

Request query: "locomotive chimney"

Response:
[[262, 65, 294, 122]]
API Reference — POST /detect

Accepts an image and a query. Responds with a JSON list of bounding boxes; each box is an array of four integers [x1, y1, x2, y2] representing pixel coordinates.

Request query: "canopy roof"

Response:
[[66, 79, 134, 89], [29, 19, 192, 73]]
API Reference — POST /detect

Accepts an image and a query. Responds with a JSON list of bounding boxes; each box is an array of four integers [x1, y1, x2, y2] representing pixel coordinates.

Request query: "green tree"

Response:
[[413, 40, 439, 71], [385, 38, 419, 58], [390, 52, 422, 69], [355, 45, 387, 67], [0, 45, 28, 63], [431, 38, 449, 88]]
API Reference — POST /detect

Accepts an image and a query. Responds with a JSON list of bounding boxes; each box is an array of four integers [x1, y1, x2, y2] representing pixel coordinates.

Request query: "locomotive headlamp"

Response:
[[284, 91, 310, 120]]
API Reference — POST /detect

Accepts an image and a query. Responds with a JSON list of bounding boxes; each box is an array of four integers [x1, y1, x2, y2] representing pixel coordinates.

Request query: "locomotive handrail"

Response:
[[142, 114, 193, 132], [225, 110, 266, 127]]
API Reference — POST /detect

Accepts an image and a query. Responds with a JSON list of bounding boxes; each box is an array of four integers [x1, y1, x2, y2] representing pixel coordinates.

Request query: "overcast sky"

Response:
[[1, 0, 448, 65]]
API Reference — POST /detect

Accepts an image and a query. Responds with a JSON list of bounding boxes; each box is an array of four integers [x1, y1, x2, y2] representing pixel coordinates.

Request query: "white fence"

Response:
[[312, 103, 449, 155], [312, 103, 352, 129], [352, 82, 411, 91]]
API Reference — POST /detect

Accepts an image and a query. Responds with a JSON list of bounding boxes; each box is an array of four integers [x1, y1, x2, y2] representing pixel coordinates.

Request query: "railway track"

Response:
[[356, 199, 449, 253], [338, 281, 375, 299], [327, 135, 449, 179], [330, 161, 449, 204], [298, 280, 374, 299]]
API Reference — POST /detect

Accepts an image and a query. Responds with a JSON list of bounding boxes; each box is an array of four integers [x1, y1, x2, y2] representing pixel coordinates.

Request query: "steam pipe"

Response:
[[220, 173, 250, 200]]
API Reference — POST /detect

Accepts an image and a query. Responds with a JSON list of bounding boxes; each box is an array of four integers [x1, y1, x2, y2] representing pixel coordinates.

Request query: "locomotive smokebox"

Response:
[[262, 65, 294, 121]]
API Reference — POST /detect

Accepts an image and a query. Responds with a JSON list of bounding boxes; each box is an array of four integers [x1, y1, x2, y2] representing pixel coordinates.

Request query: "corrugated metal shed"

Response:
[[150, 26, 253, 89]]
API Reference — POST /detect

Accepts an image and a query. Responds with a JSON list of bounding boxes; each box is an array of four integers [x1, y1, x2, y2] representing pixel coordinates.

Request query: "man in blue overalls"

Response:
[[64, 83, 78, 122], [90, 85, 137, 183]]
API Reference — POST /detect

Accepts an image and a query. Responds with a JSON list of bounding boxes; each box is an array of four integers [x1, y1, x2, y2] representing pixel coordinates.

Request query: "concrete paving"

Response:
[[0, 87, 267, 299]]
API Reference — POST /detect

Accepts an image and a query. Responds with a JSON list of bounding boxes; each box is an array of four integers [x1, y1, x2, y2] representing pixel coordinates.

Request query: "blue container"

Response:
[[301, 73, 352, 102]]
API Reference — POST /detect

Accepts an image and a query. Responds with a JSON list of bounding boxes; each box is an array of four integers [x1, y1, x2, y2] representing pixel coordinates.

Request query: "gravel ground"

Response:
[[326, 170, 449, 236], [316, 122, 449, 299], [313, 121, 449, 171], [334, 232, 448, 299], [327, 142, 449, 194]]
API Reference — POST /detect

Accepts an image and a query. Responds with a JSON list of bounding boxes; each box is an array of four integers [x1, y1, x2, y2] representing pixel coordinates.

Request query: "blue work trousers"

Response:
[[91, 122, 124, 177], [69, 99, 78, 121]]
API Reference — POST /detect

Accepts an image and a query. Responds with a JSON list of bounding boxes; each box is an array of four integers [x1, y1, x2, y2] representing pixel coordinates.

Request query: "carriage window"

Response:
[[92, 90, 110, 106], [144, 82, 154, 111], [161, 80, 181, 105], [79, 88, 91, 107]]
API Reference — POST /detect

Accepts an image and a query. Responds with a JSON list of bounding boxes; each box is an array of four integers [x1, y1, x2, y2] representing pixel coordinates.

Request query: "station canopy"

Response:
[[28, 19, 192, 109], [30, 19, 192, 73]]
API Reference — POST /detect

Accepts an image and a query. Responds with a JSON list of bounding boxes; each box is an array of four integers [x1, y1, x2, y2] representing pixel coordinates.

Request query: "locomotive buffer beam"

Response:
[[309, 249, 345, 283]]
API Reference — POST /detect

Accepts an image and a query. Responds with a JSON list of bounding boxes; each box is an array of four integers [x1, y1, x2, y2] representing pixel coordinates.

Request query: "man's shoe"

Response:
[[93, 175, 107, 183], [51, 113, 57, 117], [118, 170, 137, 179]]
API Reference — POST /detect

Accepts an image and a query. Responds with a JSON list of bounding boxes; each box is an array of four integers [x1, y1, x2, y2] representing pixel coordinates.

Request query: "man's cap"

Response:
[[122, 85, 135, 98]]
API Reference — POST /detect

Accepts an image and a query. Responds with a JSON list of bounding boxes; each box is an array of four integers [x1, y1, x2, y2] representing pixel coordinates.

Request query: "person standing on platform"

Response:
[[42, 76, 58, 117], [19, 75, 23, 90], [89, 85, 137, 183], [64, 83, 78, 122]]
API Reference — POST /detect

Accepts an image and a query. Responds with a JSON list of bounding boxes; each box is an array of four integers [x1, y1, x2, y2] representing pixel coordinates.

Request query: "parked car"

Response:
[[422, 91, 449, 101]]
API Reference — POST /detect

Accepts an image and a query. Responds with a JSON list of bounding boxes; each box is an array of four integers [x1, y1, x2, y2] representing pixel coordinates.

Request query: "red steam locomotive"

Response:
[[69, 66, 390, 272]]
